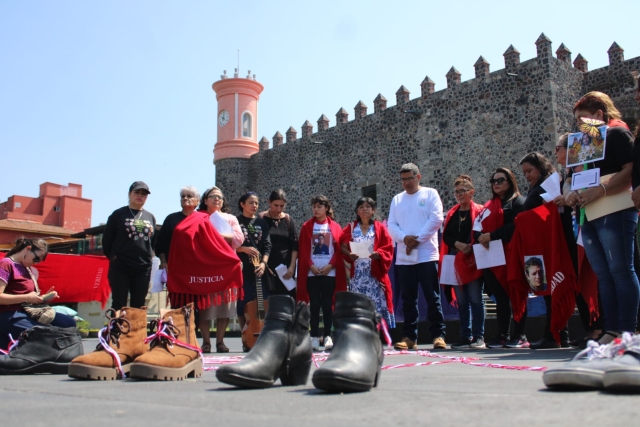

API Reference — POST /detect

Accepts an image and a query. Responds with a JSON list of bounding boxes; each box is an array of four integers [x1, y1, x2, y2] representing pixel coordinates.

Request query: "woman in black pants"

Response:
[[102, 181, 156, 310], [476, 168, 527, 348]]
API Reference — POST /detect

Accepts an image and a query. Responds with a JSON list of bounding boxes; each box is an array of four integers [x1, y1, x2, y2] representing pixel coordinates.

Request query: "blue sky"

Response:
[[2, 0, 638, 226]]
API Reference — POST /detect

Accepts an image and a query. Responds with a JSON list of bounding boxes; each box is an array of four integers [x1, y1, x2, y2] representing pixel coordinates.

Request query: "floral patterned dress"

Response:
[[350, 224, 395, 328]]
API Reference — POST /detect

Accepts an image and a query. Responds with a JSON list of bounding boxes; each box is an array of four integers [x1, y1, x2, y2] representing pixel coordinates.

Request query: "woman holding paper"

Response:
[[340, 197, 395, 328], [197, 186, 244, 353], [476, 168, 526, 348], [439, 175, 486, 349], [564, 92, 639, 342], [259, 190, 298, 298]]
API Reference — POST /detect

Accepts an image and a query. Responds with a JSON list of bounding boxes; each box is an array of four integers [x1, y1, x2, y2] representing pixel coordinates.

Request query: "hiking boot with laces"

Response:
[[543, 333, 635, 390], [129, 303, 203, 381], [394, 337, 417, 350], [0, 326, 83, 375], [69, 307, 149, 380], [603, 333, 640, 392]]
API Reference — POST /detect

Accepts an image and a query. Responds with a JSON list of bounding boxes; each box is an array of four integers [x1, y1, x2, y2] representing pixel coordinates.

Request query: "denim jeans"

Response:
[[582, 209, 640, 333], [453, 278, 485, 339], [397, 261, 446, 341]]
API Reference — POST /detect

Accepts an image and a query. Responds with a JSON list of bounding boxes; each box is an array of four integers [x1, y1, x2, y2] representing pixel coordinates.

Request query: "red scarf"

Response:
[[167, 211, 243, 309], [438, 202, 484, 285], [296, 217, 347, 304], [478, 197, 510, 289], [507, 202, 577, 342], [340, 220, 394, 314], [608, 119, 629, 130], [0, 252, 111, 309]]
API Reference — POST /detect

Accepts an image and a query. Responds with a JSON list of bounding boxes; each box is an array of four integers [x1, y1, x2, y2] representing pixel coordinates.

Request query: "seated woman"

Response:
[[0, 238, 76, 349], [340, 197, 395, 329]]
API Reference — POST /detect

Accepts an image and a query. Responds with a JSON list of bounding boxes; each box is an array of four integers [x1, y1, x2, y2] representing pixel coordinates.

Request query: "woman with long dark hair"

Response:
[[476, 168, 526, 348]]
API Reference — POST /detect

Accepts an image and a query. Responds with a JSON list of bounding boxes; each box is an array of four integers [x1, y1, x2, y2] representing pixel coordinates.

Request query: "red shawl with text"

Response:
[[297, 217, 347, 304], [167, 211, 243, 309], [340, 220, 394, 314], [507, 202, 577, 342]]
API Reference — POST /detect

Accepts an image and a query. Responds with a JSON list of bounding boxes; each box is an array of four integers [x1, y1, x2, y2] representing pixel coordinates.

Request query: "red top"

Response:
[[0, 257, 36, 312]]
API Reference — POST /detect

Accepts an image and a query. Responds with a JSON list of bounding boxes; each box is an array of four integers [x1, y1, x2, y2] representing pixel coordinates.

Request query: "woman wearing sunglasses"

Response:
[[475, 168, 527, 348], [0, 237, 76, 349]]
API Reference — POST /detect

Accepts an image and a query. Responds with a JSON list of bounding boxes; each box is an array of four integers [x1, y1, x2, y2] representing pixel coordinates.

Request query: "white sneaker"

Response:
[[311, 337, 321, 351], [324, 336, 334, 351]]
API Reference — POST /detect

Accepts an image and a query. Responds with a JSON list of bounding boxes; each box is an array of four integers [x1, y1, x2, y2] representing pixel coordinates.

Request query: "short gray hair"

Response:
[[400, 163, 420, 175], [180, 186, 200, 200]]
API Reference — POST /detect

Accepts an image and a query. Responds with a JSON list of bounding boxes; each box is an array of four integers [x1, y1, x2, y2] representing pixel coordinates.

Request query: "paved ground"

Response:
[[1, 337, 639, 427]]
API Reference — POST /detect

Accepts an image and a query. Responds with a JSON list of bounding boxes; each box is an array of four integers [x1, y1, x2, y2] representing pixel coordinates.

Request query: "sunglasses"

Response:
[[31, 249, 42, 264], [490, 177, 507, 185], [454, 189, 469, 196], [208, 195, 223, 200]]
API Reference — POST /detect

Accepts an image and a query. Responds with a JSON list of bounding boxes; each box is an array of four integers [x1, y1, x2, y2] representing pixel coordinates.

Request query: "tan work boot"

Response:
[[394, 337, 417, 350], [129, 303, 203, 381], [68, 307, 149, 380]]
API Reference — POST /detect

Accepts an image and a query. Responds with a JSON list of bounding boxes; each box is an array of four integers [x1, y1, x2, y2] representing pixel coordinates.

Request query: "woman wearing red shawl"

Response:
[[340, 197, 395, 328], [475, 168, 526, 348], [439, 175, 485, 349], [297, 195, 346, 351]]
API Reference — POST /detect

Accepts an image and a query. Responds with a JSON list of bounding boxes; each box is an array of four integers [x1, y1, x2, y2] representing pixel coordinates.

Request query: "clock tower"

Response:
[[212, 69, 264, 201]]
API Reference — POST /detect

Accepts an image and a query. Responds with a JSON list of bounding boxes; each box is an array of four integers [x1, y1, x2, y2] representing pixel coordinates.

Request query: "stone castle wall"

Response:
[[216, 35, 640, 230]]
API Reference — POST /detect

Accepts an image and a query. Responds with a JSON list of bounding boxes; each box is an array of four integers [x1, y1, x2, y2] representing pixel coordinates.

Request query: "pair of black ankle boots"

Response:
[[216, 291, 384, 392]]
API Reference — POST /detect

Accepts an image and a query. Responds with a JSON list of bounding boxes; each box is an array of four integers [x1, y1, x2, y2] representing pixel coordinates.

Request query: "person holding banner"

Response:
[[476, 168, 526, 348], [439, 176, 485, 349], [565, 92, 639, 342]]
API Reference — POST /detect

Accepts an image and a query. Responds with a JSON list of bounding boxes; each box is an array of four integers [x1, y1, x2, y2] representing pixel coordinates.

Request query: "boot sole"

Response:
[[215, 370, 275, 389], [603, 368, 640, 392], [68, 363, 130, 380], [542, 368, 603, 389], [0, 362, 70, 375], [312, 372, 376, 392], [128, 358, 203, 381]]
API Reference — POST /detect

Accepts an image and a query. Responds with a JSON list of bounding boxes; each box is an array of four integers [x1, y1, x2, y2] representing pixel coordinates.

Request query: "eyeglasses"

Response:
[[401, 176, 416, 182], [180, 194, 196, 199], [490, 178, 507, 185], [454, 189, 469, 196], [208, 195, 223, 200], [31, 249, 42, 264]]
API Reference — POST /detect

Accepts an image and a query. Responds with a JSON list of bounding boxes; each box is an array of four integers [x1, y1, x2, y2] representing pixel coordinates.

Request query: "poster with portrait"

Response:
[[524, 255, 547, 295], [566, 119, 607, 167], [311, 231, 332, 269]]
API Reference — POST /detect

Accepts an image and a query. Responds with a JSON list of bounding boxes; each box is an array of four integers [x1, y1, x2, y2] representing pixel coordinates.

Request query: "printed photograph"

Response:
[[566, 123, 607, 167], [524, 255, 547, 293], [312, 232, 330, 256]]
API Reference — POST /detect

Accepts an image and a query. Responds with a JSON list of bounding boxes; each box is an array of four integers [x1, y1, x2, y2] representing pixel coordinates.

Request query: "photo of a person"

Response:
[[313, 233, 330, 255], [524, 256, 547, 293]]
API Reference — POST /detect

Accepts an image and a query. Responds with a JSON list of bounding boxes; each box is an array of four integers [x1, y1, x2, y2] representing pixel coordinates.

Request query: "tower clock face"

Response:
[[218, 110, 229, 127]]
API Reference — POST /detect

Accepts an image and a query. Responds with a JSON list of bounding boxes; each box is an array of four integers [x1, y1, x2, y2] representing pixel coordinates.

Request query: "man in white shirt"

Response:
[[388, 163, 447, 350]]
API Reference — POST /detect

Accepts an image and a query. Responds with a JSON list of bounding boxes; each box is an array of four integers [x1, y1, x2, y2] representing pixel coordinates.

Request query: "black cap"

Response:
[[129, 181, 151, 194]]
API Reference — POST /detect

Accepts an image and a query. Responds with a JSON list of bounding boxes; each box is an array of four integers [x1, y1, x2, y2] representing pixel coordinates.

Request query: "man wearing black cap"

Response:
[[102, 181, 157, 310]]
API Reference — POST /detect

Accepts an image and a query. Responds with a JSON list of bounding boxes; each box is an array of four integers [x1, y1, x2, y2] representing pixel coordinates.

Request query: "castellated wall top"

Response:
[[216, 33, 639, 229]]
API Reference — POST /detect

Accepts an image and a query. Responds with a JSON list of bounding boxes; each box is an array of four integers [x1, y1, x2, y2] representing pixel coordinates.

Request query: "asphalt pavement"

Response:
[[1, 337, 639, 427]]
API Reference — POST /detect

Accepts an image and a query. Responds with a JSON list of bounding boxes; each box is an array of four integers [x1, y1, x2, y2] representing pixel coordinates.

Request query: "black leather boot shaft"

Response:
[[312, 291, 383, 392], [216, 295, 312, 388], [0, 325, 84, 375]]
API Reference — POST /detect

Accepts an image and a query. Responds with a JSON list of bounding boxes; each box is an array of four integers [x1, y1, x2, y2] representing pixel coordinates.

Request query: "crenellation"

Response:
[[556, 43, 572, 64], [273, 131, 283, 147], [374, 94, 387, 114], [317, 114, 330, 131], [446, 67, 461, 88], [259, 136, 269, 151], [474, 56, 490, 78], [301, 120, 313, 137], [608, 42, 624, 65], [286, 126, 297, 143], [421, 76, 435, 98], [396, 86, 410, 105], [535, 33, 553, 70], [503, 45, 521, 72], [573, 54, 588, 72], [336, 108, 349, 125], [354, 101, 368, 119]]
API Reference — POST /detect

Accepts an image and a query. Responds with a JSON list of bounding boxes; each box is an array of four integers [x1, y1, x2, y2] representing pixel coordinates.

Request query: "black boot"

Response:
[[0, 325, 84, 375], [312, 291, 383, 392], [216, 295, 312, 388]]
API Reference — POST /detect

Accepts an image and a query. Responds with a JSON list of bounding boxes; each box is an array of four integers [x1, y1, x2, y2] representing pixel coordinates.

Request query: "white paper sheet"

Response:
[[540, 172, 562, 202], [473, 241, 506, 269], [396, 243, 418, 263], [571, 168, 601, 190], [210, 211, 234, 237], [439, 255, 460, 285], [275, 264, 297, 291], [350, 241, 373, 259]]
